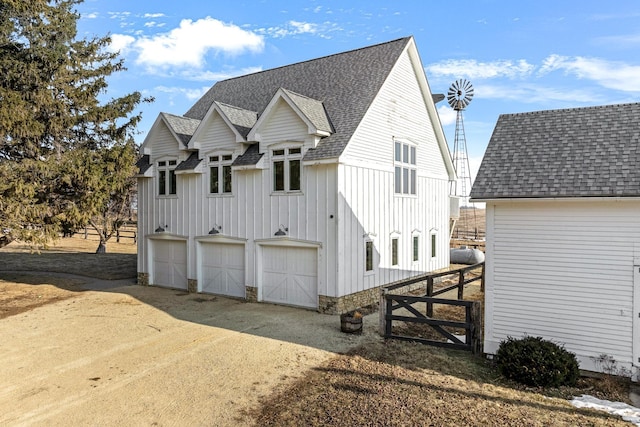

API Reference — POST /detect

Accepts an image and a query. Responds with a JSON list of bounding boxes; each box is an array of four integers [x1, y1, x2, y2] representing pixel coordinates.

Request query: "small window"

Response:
[[413, 236, 419, 262], [431, 234, 437, 258], [365, 241, 373, 272], [394, 141, 417, 195], [272, 146, 302, 193], [209, 154, 233, 194], [391, 238, 398, 266], [157, 160, 177, 196]]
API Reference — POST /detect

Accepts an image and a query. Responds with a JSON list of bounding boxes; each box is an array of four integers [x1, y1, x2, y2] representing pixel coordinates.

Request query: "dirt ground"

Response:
[[0, 271, 381, 426]]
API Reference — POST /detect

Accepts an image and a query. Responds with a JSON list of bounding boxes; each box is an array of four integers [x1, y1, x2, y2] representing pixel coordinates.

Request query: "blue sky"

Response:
[[76, 0, 640, 180]]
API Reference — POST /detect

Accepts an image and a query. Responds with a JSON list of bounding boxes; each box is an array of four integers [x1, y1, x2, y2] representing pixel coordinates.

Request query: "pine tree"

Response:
[[0, 0, 150, 251]]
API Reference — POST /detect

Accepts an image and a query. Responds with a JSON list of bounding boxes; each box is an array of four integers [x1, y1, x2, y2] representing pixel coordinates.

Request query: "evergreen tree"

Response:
[[0, 0, 150, 251]]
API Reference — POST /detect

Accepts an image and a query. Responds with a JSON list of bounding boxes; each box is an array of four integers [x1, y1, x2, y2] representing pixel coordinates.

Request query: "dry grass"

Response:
[[0, 234, 136, 280]]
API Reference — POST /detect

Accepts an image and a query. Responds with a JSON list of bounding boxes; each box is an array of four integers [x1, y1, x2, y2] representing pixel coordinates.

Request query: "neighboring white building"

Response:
[[136, 37, 457, 313], [470, 103, 640, 375]]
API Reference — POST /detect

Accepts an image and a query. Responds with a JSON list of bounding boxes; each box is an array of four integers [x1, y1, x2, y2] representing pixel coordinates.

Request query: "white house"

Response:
[[136, 37, 457, 314], [470, 103, 640, 375]]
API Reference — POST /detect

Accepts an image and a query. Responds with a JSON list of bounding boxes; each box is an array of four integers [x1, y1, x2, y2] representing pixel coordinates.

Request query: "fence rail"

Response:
[[72, 224, 137, 244], [380, 263, 485, 354]]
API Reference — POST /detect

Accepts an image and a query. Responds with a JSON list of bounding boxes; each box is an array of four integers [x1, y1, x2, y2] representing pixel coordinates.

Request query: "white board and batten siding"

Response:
[[484, 200, 640, 373], [336, 47, 450, 297]]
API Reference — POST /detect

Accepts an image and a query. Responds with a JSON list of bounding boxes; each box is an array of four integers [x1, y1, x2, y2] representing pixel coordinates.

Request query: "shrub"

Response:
[[496, 336, 580, 388]]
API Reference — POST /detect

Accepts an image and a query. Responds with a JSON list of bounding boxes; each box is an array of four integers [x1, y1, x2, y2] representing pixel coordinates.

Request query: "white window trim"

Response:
[[207, 151, 235, 197], [271, 143, 303, 194], [156, 157, 178, 198], [394, 139, 417, 196]]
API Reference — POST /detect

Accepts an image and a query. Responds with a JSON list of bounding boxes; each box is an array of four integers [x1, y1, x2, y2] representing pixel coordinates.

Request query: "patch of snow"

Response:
[[571, 394, 640, 426]]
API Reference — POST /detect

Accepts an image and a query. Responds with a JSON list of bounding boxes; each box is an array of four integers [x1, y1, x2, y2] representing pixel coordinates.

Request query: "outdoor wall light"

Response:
[[209, 224, 222, 235], [155, 225, 166, 233], [274, 224, 288, 236]]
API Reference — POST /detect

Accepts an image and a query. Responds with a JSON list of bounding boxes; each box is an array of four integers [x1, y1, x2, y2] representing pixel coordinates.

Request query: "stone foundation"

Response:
[[245, 286, 258, 302], [187, 279, 198, 293], [319, 287, 381, 315], [137, 272, 149, 286]]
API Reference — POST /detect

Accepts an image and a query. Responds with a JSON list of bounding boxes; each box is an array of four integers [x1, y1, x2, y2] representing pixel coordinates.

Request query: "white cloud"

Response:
[[84, 12, 98, 19], [155, 85, 210, 101], [594, 33, 640, 48], [108, 34, 136, 53], [426, 59, 535, 80], [477, 83, 602, 104], [115, 17, 264, 69], [181, 66, 264, 82], [258, 20, 319, 38], [144, 13, 165, 18], [539, 55, 640, 92], [437, 105, 457, 126]]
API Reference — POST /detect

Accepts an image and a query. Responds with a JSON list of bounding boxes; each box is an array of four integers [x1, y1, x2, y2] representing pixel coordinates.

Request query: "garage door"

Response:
[[200, 243, 245, 298], [262, 246, 318, 308], [152, 240, 187, 289]]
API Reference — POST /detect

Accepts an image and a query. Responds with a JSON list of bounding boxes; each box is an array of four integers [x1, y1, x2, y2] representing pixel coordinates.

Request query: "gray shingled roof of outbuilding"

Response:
[[470, 103, 640, 199], [162, 113, 201, 147], [184, 37, 411, 161]]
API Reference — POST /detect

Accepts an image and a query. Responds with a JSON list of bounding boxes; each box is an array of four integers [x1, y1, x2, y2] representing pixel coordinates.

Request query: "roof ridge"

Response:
[[501, 102, 640, 118], [215, 37, 412, 85]]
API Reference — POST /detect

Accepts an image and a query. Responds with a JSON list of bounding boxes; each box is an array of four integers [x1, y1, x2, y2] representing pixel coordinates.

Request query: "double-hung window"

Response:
[[394, 141, 416, 195], [209, 154, 233, 195], [158, 160, 177, 196], [272, 147, 302, 192]]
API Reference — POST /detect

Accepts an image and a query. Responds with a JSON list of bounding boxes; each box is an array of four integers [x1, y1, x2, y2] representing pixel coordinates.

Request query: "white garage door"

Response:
[[152, 240, 187, 289], [262, 246, 318, 308], [200, 243, 245, 298]]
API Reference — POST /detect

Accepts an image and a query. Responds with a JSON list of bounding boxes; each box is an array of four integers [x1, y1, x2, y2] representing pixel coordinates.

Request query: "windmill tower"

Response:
[[447, 79, 474, 205]]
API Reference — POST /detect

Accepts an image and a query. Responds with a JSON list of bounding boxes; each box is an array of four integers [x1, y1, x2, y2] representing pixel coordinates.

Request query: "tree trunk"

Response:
[[95, 241, 107, 253]]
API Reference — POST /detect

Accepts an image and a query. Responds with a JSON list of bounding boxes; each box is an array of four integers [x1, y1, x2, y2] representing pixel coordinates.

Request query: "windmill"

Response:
[[447, 79, 474, 204]]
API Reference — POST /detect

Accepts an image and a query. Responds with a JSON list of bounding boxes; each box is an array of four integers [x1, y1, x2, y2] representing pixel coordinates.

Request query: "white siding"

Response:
[[336, 163, 449, 296], [197, 114, 239, 154], [149, 122, 181, 159], [484, 200, 640, 372], [342, 49, 448, 178], [259, 99, 309, 147]]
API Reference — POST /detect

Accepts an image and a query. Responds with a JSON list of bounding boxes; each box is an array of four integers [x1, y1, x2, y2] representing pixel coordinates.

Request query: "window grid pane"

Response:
[[402, 168, 409, 194], [274, 161, 285, 191], [392, 238, 398, 266], [431, 234, 437, 258], [289, 159, 301, 191], [223, 165, 232, 193], [395, 167, 402, 193], [410, 169, 416, 195], [158, 170, 166, 195], [403, 144, 409, 163], [210, 166, 219, 193], [394, 142, 401, 162], [413, 236, 419, 261], [169, 170, 177, 195], [365, 241, 373, 271]]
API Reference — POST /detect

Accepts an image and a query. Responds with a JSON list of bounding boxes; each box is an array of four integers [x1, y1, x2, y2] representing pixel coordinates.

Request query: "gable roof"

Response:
[[215, 102, 258, 139], [470, 103, 640, 200], [280, 88, 333, 135], [184, 37, 412, 161], [161, 113, 201, 147]]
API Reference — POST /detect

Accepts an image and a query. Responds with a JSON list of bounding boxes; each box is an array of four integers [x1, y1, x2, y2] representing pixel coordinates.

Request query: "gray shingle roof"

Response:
[[175, 151, 201, 172], [184, 37, 411, 161], [215, 102, 258, 139], [470, 103, 640, 199], [232, 144, 263, 166], [162, 113, 201, 146], [136, 154, 151, 175], [281, 88, 333, 134]]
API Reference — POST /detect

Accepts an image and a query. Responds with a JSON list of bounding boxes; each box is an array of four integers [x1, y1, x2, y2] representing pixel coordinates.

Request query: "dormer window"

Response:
[[209, 154, 233, 194], [158, 160, 177, 196], [272, 147, 301, 193]]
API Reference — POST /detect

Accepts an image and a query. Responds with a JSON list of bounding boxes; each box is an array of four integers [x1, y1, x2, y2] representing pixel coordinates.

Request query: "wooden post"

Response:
[[84, 227, 88, 239], [133, 231, 137, 244], [379, 288, 388, 336], [480, 262, 485, 292], [116, 229, 120, 243], [470, 301, 483, 355], [426, 277, 434, 317], [457, 270, 464, 300], [384, 295, 393, 338]]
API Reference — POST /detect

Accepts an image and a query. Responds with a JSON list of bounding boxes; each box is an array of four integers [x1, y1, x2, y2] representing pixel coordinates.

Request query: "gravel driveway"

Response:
[[1, 281, 380, 426]]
